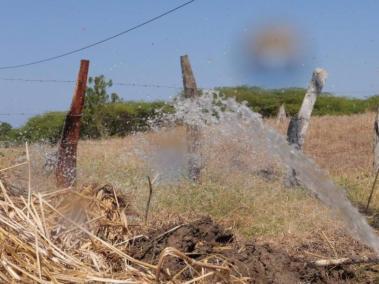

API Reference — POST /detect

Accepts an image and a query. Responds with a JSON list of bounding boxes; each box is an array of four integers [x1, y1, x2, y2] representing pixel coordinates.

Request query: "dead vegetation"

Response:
[[0, 179, 257, 283], [0, 112, 379, 282], [269, 113, 379, 231], [0, 178, 377, 283]]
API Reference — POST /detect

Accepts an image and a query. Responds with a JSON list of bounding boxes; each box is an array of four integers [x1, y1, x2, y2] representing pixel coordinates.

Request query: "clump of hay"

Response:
[[0, 178, 243, 283]]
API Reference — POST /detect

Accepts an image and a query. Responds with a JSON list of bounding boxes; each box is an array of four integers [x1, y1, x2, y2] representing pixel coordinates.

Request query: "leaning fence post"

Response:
[[366, 107, 379, 212], [180, 55, 201, 182], [373, 107, 379, 172], [284, 68, 327, 187], [287, 68, 327, 150], [55, 59, 90, 188]]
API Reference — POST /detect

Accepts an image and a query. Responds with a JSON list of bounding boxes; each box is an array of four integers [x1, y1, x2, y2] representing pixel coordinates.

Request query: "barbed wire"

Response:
[[0, 76, 377, 95], [113, 82, 181, 89], [0, 76, 378, 117], [0, 113, 55, 116], [0, 77, 74, 83], [0, 76, 182, 89], [0, 112, 171, 116]]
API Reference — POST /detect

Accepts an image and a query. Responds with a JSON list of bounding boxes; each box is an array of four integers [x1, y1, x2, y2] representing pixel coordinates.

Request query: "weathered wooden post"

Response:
[[373, 107, 379, 172], [55, 60, 90, 188], [287, 68, 327, 150], [276, 103, 287, 124], [180, 55, 201, 182], [366, 107, 379, 212], [284, 68, 327, 187]]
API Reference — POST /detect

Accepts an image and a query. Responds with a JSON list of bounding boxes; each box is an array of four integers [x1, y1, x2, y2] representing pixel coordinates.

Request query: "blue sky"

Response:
[[1, 0, 379, 126]]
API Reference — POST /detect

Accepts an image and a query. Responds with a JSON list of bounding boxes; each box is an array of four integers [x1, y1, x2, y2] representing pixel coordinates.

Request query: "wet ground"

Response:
[[128, 217, 378, 283]]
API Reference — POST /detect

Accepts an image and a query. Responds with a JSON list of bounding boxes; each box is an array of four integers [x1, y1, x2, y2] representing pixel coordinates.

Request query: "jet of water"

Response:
[[149, 91, 379, 253]]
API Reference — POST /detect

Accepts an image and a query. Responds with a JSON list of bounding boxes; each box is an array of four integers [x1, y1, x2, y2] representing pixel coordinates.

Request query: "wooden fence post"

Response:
[[287, 68, 327, 149], [55, 60, 90, 188], [373, 107, 379, 172], [284, 68, 327, 187], [180, 55, 201, 182], [276, 103, 287, 124], [367, 107, 379, 212]]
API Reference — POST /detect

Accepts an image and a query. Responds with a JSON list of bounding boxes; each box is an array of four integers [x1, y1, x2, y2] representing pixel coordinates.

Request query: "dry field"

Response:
[[269, 113, 378, 216], [0, 112, 379, 282], [75, 112, 379, 235]]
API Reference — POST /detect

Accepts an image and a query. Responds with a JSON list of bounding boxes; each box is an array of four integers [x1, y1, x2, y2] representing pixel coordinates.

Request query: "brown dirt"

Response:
[[128, 217, 377, 283]]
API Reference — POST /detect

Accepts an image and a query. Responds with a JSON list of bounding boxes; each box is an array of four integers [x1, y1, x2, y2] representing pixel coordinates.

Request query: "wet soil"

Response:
[[128, 217, 378, 283]]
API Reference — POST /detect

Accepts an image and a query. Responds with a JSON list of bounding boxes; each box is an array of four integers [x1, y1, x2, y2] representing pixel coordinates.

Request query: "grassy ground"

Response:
[[269, 113, 378, 217], [0, 112, 378, 246]]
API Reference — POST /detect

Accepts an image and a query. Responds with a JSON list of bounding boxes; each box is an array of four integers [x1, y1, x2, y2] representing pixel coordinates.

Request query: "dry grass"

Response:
[[0, 112, 379, 282], [268, 113, 379, 216], [1, 113, 378, 237], [73, 135, 335, 241], [0, 178, 246, 283], [268, 113, 375, 175]]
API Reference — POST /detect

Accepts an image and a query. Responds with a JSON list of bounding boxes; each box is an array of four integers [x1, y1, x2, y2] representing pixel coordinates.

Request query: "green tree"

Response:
[[0, 122, 12, 139], [82, 75, 122, 138], [18, 112, 65, 144], [85, 75, 121, 107]]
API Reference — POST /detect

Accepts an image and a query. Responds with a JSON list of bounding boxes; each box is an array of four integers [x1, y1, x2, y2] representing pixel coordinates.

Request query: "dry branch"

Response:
[[312, 256, 379, 267], [156, 247, 230, 282], [144, 176, 153, 224], [366, 167, 379, 212]]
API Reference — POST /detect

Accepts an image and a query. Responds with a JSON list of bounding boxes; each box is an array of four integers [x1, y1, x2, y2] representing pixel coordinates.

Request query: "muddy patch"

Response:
[[128, 217, 375, 283]]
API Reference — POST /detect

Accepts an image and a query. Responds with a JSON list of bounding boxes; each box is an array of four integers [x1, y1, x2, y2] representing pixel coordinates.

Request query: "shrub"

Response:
[[9, 86, 379, 144], [0, 122, 12, 139], [84, 101, 171, 138], [17, 112, 66, 144], [218, 86, 378, 117], [16, 102, 171, 143]]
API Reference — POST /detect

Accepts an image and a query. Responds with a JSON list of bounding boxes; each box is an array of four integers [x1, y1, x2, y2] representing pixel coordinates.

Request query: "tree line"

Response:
[[1, 76, 379, 144]]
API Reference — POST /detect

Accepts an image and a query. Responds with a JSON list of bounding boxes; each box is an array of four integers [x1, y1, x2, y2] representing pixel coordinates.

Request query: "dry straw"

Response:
[[0, 157, 246, 283]]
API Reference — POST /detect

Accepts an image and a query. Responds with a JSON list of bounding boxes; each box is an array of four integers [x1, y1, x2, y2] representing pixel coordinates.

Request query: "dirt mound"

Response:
[[131, 217, 233, 261], [0, 180, 375, 283], [129, 217, 366, 283]]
